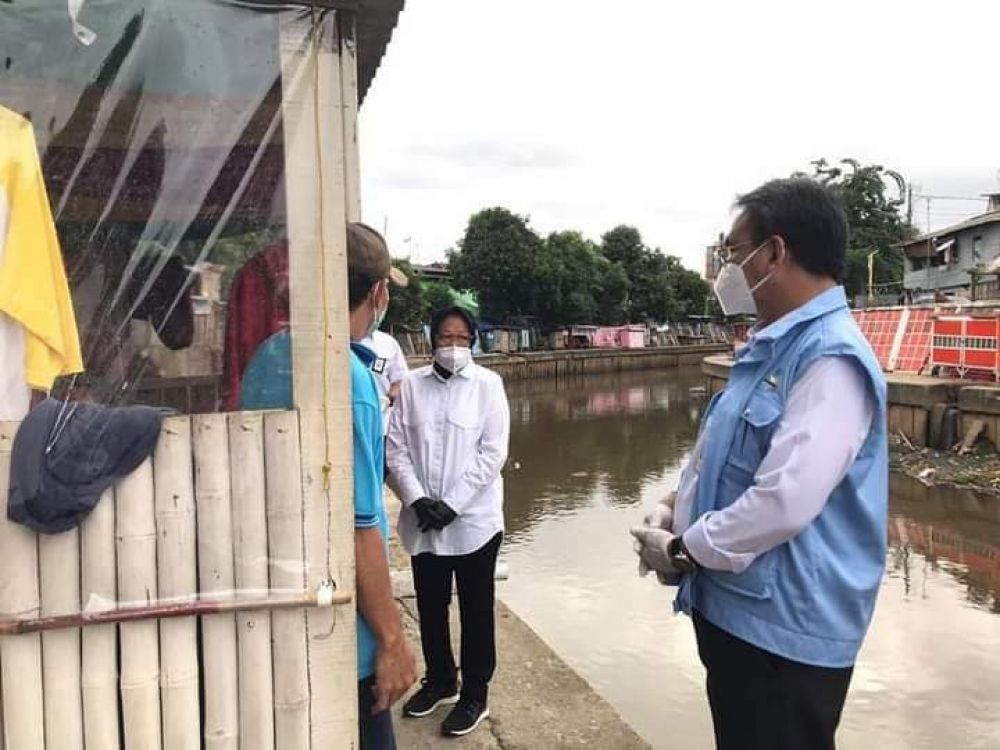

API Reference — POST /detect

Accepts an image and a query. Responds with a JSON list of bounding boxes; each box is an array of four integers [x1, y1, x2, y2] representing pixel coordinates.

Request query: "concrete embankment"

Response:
[[703, 354, 1000, 452], [384, 494, 649, 749], [408, 344, 730, 382]]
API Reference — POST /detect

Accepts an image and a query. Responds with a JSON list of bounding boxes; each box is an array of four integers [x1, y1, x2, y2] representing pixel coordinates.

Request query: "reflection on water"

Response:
[[499, 369, 1000, 750]]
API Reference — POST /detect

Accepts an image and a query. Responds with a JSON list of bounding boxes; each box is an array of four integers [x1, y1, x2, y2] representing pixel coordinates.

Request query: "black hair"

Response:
[[429, 306, 478, 347], [735, 178, 848, 281]]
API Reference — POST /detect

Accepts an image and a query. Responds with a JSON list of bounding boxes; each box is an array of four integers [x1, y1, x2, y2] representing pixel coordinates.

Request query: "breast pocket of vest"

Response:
[[727, 386, 783, 476]]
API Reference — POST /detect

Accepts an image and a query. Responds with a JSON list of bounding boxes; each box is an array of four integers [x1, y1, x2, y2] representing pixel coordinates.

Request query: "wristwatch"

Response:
[[667, 536, 701, 574]]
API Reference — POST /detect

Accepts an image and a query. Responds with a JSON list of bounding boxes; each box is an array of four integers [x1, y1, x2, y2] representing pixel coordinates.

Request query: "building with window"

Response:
[[901, 194, 1000, 300]]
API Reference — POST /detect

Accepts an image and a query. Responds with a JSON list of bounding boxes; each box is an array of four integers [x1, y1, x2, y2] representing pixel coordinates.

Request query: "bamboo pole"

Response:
[[116, 458, 162, 750], [280, 13, 358, 745], [264, 411, 310, 749], [39, 529, 84, 749], [0, 589, 350, 635], [80, 489, 121, 749], [193, 414, 239, 750], [0, 422, 44, 749], [154, 416, 200, 749], [229, 411, 275, 750]]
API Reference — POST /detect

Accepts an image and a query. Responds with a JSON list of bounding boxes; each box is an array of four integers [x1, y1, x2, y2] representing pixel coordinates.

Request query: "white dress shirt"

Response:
[[359, 330, 410, 431], [673, 355, 875, 573], [387, 361, 510, 556]]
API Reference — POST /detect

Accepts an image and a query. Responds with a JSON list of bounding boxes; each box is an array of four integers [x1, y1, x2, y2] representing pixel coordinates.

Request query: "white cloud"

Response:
[[360, 0, 1000, 271]]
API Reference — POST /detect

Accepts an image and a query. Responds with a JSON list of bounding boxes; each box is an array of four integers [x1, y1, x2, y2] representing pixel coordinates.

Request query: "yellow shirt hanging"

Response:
[[0, 105, 83, 391]]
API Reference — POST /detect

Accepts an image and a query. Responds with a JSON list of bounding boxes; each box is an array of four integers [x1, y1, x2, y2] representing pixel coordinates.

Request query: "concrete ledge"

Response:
[[959, 386, 1000, 416], [409, 344, 730, 382]]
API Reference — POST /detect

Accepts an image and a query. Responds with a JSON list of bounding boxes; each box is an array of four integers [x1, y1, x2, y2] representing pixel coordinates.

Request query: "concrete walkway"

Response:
[[386, 495, 648, 749]]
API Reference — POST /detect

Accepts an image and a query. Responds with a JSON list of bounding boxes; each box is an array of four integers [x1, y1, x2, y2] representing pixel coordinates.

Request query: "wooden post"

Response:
[[193, 414, 240, 750], [81, 489, 121, 749], [229, 412, 275, 750], [116, 459, 162, 750], [39, 529, 84, 749], [154, 417, 200, 749], [0, 423, 45, 749], [280, 10, 358, 745], [264, 411, 310, 749]]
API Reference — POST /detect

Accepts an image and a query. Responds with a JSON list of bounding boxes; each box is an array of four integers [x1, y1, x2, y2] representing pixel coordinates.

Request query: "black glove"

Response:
[[425, 500, 457, 530], [412, 497, 438, 532]]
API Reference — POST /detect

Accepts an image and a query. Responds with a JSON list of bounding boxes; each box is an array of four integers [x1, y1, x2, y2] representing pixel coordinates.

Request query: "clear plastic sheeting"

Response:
[[0, 3, 363, 747], [0, 0, 319, 414]]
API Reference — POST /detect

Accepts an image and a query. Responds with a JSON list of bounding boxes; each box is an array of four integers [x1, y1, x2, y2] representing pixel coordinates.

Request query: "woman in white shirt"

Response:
[[387, 306, 510, 738]]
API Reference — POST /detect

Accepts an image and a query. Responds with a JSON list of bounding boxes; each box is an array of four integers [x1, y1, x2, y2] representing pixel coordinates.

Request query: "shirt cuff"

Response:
[[683, 514, 757, 574]]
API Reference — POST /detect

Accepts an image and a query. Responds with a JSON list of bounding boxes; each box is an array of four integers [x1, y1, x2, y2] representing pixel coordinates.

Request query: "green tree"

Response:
[[383, 258, 426, 330], [538, 231, 605, 327], [594, 257, 630, 325], [600, 226, 709, 323], [423, 281, 455, 315], [449, 208, 546, 322], [796, 159, 918, 301]]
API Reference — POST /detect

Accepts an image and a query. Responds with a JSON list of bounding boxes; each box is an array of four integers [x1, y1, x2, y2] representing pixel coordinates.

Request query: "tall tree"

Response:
[[449, 208, 545, 322], [382, 258, 427, 331], [796, 159, 917, 300]]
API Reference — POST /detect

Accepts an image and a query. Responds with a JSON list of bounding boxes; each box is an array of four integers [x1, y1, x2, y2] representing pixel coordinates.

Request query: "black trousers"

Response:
[[411, 532, 502, 703], [358, 676, 396, 750], [693, 611, 853, 750]]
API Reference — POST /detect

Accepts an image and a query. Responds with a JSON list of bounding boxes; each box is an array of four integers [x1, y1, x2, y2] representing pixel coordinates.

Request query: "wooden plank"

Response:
[[39, 529, 84, 749], [0, 422, 45, 749], [193, 414, 240, 750], [81, 490, 121, 749], [154, 417, 201, 749], [280, 11, 358, 746], [264, 411, 310, 749], [116, 459, 162, 750], [229, 412, 275, 750]]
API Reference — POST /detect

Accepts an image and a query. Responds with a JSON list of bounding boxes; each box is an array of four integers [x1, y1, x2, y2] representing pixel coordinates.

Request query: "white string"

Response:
[[68, 0, 97, 46]]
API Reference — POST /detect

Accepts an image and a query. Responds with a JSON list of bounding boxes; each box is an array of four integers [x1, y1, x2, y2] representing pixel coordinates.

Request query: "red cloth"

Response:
[[222, 241, 289, 410]]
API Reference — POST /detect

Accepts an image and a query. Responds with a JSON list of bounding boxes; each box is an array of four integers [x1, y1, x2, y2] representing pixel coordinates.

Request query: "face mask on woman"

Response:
[[434, 345, 472, 374]]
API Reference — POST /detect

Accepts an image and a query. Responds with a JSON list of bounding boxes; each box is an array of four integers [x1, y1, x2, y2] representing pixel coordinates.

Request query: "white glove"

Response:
[[643, 493, 676, 531], [630, 526, 681, 585]]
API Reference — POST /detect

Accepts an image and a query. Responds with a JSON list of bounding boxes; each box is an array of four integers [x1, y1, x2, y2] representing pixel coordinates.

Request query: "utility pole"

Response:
[[907, 185, 913, 227]]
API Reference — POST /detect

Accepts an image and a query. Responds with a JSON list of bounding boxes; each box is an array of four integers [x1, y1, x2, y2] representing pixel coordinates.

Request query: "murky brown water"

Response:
[[498, 368, 1000, 750]]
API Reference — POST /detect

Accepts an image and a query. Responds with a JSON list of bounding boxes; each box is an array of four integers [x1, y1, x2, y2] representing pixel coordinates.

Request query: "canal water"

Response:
[[498, 368, 1000, 750]]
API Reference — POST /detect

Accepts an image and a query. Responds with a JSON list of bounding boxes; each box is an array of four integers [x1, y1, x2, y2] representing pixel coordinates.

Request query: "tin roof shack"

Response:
[[0, 2, 403, 746], [901, 195, 1000, 299]]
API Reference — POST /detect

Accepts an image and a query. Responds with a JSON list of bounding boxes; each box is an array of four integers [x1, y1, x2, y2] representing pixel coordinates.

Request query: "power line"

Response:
[[912, 193, 989, 202]]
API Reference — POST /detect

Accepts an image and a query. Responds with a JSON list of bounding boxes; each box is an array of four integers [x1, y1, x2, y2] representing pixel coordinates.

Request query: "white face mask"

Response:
[[434, 346, 472, 374], [364, 284, 388, 339], [713, 241, 773, 316]]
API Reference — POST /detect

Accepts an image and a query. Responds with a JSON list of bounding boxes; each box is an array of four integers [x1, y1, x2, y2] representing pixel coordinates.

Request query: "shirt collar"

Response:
[[750, 285, 848, 344], [350, 341, 377, 368], [426, 361, 478, 381]]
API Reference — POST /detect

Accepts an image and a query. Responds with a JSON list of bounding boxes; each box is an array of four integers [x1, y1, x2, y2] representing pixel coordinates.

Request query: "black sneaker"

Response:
[[441, 698, 489, 737], [402, 679, 460, 718]]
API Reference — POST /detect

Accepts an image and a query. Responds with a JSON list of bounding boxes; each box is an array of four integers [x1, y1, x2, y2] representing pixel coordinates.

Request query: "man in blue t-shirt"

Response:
[[239, 223, 416, 748]]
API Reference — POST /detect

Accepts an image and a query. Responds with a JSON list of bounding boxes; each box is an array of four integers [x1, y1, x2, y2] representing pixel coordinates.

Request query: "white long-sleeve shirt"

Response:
[[358, 330, 410, 432], [386, 362, 510, 556], [673, 355, 875, 573]]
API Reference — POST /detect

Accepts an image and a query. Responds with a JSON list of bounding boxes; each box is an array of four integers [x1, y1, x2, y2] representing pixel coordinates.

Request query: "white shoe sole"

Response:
[[443, 708, 490, 737], [403, 693, 460, 718]]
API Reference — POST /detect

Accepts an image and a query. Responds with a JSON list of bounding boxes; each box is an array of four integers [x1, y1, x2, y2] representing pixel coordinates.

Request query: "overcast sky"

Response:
[[359, 0, 1000, 273]]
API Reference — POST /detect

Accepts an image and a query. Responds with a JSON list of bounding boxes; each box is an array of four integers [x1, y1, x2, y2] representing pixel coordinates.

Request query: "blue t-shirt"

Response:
[[349, 347, 389, 679], [239, 333, 388, 679]]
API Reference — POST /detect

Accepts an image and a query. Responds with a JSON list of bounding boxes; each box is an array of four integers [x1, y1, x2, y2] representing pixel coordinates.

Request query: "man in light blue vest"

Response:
[[632, 178, 887, 750]]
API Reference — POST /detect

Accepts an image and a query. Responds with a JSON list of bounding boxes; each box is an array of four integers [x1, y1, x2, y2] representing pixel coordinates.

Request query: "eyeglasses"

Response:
[[435, 334, 472, 346], [716, 239, 756, 264]]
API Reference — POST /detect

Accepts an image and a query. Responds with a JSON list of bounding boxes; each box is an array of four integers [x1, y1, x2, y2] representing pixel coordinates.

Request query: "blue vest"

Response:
[[677, 286, 887, 668]]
